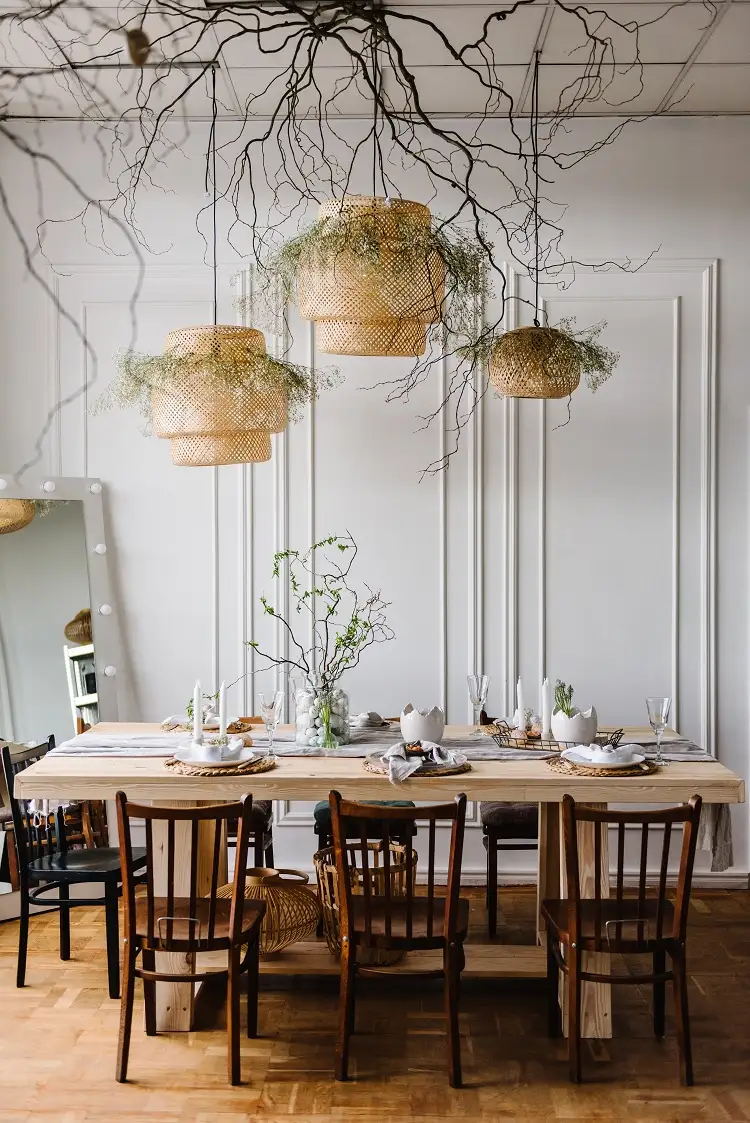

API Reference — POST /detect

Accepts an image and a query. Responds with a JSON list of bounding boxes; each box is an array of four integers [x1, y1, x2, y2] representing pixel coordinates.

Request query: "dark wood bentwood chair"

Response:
[[115, 792, 266, 1086], [542, 793, 703, 1085], [330, 791, 468, 1087], [1, 741, 146, 997]]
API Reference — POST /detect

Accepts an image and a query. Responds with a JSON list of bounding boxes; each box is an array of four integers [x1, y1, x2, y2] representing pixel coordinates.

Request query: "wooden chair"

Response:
[[329, 790, 468, 1087], [1, 741, 146, 997], [542, 793, 702, 1085], [115, 792, 267, 1086]]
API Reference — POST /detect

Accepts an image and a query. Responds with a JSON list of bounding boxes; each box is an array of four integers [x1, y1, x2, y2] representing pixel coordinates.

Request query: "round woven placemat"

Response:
[[164, 755, 276, 777], [363, 756, 472, 778], [546, 756, 658, 778]]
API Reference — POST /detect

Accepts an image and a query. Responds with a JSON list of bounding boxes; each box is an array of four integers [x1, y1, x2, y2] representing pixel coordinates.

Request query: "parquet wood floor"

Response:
[[1, 888, 750, 1123]]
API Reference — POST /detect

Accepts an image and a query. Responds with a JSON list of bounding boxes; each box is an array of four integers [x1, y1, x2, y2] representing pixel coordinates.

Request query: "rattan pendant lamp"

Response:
[[488, 54, 581, 401], [298, 28, 445, 358], [153, 69, 284, 466], [0, 499, 35, 534]]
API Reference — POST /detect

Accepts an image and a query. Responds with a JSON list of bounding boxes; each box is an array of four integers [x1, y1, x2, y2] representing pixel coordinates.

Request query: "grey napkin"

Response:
[[382, 741, 467, 784], [697, 803, 734, 873]]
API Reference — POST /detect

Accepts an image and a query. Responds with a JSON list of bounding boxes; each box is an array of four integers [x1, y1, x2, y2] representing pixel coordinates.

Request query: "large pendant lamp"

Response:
[[151, 325, 286, 466], [488, 53, 582, 401], [298, 195, 445, 358], [0, 499, 35, 534], [153, 68, 286, 467]]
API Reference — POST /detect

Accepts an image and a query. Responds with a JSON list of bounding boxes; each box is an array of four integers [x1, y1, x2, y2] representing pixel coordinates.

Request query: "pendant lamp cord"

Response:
[[206, 65, 218, 326], [371, 14, 384, 199], [531, 50, 541, 327]]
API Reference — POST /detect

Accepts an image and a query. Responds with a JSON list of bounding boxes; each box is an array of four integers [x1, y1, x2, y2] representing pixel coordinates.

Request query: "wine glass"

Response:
[[259, 690, 284, 763], [646, 696, 671, 767], [467, 674, 490, 738]]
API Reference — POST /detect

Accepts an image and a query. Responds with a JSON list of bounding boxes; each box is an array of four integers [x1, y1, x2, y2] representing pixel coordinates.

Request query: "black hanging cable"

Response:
[[206, 65, 218, 326], [530, 50, 541, 327], [370, 11, 385, 200]]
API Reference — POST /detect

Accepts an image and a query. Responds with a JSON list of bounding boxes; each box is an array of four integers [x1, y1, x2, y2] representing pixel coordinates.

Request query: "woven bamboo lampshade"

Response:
[[216, 868, 321, 955], [151, 325, 287, 466], [298, 196, 446, 357], [0, 499, 35, 535], [64, 608, 92, 645], [488, 326, 582, 400]]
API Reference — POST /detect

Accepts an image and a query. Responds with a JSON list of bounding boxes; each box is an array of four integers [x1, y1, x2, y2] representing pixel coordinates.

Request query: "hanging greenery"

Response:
[[93, 346, 338, 427], [259, 197, 490, 357]]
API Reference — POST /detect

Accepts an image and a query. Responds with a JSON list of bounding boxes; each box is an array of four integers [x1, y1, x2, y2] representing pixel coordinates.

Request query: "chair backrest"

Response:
[[1, 738, 58, 885], [115, 791, 254, 951], [561, 793, 702, 948], [329, 790, 467, 945]]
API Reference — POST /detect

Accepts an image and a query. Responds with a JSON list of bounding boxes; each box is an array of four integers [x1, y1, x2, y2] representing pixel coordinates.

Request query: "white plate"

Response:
[[173, 747, 256, 768], [561, 748, 645, 770]]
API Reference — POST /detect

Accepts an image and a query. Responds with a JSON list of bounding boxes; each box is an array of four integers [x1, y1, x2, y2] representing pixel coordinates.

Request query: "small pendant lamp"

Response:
[[0, 499, 35, 534]]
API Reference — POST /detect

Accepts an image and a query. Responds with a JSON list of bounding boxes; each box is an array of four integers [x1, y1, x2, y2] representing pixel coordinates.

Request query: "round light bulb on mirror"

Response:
[[93, 543, 107, 555], [103, 665, 116, 677], [89, 482, 102, 494], [0, 479, 7, 491], [41, 480, 56, 492], [98, 604, 112, 616]]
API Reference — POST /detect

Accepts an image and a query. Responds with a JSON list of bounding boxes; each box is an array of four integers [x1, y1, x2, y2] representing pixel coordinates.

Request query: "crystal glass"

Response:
[[259, 690, 284, 762], [467, 674, 490, 738], [646, 696, 671, 767]]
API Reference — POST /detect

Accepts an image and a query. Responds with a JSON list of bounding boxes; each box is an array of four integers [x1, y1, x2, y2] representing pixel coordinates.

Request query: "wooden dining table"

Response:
[[14, 722, 745, 1040]]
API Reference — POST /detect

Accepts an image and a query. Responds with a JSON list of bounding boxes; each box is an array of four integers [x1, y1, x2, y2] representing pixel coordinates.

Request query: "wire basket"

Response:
[[484, 721, 624, 753], [314, 839, 418, 967]]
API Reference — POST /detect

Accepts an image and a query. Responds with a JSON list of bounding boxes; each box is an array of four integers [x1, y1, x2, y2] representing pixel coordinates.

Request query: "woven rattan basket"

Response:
[[151, 325, 286, 467], [216, 867, 320, 955], [0, 499, 35, 535], [314, 840, 417, 967], [64, 608, 92, 645], [488, 326, 582, 399], [298, 196, 445, 357]]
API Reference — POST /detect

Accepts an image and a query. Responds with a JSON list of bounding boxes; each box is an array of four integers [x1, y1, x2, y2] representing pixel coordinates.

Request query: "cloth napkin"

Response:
[[697, 803, 734, 873], [349, 711, 388, 731], [162, 714, 220, 729], [51, 732, 193, 757], [381, 741, 467, 784]]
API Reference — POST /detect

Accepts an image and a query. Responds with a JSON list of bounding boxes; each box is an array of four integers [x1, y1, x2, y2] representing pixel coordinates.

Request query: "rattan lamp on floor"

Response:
[[151, 324, 287, 466], [298, 196, 446, 357], [488, 325, 582, 400]]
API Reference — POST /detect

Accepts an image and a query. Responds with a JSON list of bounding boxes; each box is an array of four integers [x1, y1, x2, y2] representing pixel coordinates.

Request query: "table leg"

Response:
[[151, 801, 227, 1032], [536, 802, 560, 945], [558, 802, 612, 1039]]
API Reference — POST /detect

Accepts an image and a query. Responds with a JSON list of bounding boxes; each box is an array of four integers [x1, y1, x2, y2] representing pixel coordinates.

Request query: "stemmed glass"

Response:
[[646, 696, 671, 767], [467, 674, 490, 738], [259, 690, 284, 763]]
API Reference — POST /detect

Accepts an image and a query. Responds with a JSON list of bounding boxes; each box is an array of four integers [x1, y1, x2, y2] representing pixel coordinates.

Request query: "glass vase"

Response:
[[295, 677, 350, 749]]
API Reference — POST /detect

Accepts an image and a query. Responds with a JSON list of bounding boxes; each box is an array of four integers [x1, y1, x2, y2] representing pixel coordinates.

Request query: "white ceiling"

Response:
[[1, 0, 749, 119]]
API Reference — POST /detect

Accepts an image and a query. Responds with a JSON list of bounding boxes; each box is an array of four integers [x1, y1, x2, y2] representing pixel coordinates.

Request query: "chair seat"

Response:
[[351, 896, 470, 944], [542, 897, 676, 950], [480, 801, 539, 838], [227, 800, 272, 838], [0, 807, 11, 826], [134, 895, 266, 947], [314, 799, 417, 838], [28, 846, 146, 883]]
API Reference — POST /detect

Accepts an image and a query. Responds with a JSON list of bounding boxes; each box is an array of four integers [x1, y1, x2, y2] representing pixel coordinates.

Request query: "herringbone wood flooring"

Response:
[[1, 887, 749, 1122]]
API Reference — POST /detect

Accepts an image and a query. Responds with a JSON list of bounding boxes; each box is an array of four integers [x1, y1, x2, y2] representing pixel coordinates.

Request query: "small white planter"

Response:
[[400, 704, 445, 744], [551, 705, 598, 746]]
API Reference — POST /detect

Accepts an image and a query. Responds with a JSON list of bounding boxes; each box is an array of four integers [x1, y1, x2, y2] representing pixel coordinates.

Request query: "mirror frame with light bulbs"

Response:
[[0, 474, 122, 722]]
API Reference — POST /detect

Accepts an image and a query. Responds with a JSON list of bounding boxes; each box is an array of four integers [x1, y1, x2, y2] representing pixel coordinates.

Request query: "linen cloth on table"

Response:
[[50, 733, 195, 757], [380, 741, 468, 784], [697, 803, 734, 873]]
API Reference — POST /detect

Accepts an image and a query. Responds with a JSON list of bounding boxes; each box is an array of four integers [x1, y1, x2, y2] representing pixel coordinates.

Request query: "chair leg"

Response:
[[104, 880, 121, 999], [567, 945, 582, 1084], [487, 834, 498, 938], [227, 945, 242, 1085], [17, 892, 29, 988], [265, 835, 274, 869], [142, 949, 157, 1036], [335, 941, 355, 1081], [247, 935, 260, 1039], [115, 941, 137, 1083], [547, 930, 561, 1038], [672, 948, 694, 1086], [444, 943, 463, 1088], [653, 949, 666, 1039], [253, 830, 264, 868], [59, 883, 71, 961]]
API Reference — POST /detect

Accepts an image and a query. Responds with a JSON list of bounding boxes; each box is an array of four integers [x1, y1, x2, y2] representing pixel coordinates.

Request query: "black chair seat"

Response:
[[29, 846, 146, 883], [480, 801, 539, 837], [0, 806, 11, 826], [249, 799, 272, 827]]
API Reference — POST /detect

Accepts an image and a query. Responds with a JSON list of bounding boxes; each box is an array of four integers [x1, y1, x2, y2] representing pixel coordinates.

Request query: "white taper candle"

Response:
[[219, 680, 227, 738], [193, 680, 203, 744], [542, 677, 552, 739]]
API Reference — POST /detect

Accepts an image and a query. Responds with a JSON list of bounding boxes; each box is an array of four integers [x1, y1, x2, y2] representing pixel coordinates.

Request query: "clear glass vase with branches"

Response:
[[247, 533, 393, 750]]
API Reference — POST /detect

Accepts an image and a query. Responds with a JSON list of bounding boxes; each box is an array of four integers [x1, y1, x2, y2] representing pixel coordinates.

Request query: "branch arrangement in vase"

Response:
[[247, 533, 393, 748]]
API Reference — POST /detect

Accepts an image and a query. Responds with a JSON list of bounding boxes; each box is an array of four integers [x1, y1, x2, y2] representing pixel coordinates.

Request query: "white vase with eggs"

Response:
[[400, 704, 445, 744], [551, 705, 598, 746]]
